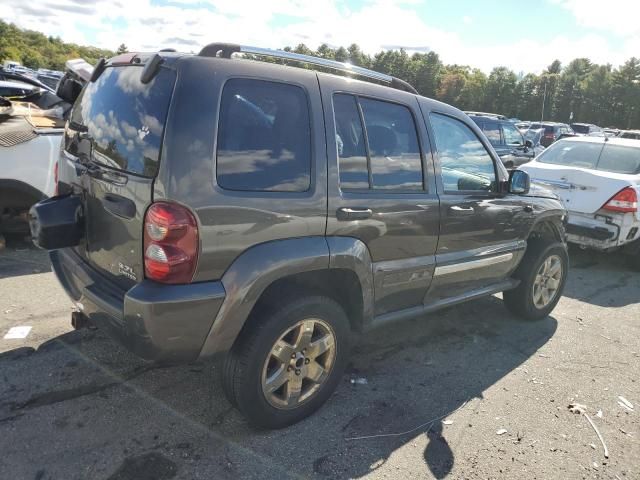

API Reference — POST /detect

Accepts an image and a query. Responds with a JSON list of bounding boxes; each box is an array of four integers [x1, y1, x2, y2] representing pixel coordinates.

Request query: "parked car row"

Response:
[[0, 59, 92, 238]]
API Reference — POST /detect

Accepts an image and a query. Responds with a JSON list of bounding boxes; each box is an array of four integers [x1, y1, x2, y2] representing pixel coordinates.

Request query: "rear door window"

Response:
[[481, 122, 502, 146], [216, 79, 311, 192], [333, 94, 424, 191], [68, 66, 176, 177]]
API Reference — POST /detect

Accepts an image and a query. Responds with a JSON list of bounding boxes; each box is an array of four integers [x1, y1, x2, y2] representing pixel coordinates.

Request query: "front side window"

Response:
[[216, 79, 311, 192], [430, 113, 496, 192], [502, 123, 523, 146], [334, 94, 423, 191]]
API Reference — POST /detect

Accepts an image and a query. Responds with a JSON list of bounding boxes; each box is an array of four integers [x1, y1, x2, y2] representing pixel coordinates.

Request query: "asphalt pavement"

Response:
[[0, 239, 638, 479]]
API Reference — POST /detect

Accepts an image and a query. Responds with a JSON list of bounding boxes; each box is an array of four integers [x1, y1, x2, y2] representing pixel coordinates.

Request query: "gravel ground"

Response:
[[0, 239, 638, 480]]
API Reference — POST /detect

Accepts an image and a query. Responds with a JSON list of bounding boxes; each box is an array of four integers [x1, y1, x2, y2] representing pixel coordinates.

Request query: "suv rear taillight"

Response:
[[143, 202, 199, 284], [602, 187, 638, 213]]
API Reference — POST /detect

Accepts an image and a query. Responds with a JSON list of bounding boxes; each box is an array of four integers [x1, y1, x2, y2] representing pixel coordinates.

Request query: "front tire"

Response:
[[503, 241, 568, 320], [222, 295, 350, 429]]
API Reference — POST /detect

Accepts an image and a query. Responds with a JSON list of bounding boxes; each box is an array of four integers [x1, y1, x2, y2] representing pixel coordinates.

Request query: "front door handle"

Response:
[[336, 207, 373, 221], [449, 205, 475, 215]]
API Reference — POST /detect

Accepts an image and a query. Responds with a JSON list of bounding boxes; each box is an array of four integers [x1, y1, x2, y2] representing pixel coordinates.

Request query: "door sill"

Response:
[[367, 278, 520, 330]]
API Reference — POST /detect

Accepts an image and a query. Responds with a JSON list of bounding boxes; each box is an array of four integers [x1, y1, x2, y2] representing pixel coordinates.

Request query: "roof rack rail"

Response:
[[198, 42, 418, 95]]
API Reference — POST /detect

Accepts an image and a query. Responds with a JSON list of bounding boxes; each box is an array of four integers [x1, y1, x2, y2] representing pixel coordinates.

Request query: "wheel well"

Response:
[[251, 269, 364, 332], [528, 219, 563, 245]]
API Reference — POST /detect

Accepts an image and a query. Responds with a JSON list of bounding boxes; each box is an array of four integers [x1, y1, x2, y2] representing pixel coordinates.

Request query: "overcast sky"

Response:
[[3, 0, 640, 73]]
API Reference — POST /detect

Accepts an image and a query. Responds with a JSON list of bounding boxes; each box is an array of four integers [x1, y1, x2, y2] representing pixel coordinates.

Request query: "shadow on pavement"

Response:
[[0, 239, 51, 279], [0, 295, 557, 479], [563, 246, 638, 308]]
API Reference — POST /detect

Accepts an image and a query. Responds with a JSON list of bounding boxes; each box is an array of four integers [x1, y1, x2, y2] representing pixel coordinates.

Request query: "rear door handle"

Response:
[[336, 207, 373, 221], [449, 205, 475, 215]]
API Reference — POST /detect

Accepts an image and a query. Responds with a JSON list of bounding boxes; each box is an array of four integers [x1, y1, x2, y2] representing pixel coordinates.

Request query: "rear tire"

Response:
[[503, 241, 568, 321], [222, 295, 350, 429]]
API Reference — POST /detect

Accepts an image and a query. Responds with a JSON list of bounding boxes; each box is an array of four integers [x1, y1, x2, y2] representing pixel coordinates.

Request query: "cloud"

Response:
[[2, 0, 639, 75], [551, 0, 640, 36]]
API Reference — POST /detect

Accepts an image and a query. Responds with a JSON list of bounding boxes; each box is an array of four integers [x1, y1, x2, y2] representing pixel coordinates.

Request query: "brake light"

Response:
[[602, 187, 638, 213], [143, 202, 199, 284]]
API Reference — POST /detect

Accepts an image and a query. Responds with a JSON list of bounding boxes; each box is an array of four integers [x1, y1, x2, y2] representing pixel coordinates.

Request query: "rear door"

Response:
[[320, 76, 439, 317], [62, 63, 176, 290]]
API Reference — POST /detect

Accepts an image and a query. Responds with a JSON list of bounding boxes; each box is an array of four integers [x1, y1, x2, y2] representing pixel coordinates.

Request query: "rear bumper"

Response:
[[565, 210, 640, 251], [50, 248, 225, 363]]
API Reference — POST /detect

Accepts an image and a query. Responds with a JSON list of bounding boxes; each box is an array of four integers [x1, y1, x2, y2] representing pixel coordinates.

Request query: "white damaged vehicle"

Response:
[[520, 136, 640, 268]]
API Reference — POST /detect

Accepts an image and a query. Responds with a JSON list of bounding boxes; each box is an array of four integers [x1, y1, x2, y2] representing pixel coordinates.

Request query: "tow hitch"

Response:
[[71, 310, 90, 330]]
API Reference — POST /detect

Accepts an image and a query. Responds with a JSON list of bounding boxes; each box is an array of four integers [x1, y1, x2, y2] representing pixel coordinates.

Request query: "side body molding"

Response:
[[199, 237, 330, 357], [326, 236, 375, 327]]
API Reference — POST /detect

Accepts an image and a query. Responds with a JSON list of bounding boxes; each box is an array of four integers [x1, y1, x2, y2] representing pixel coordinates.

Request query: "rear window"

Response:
[[69, 66, 175, 177], [216, 79, 311, 192], [596, 144, 640, 174], [538, 140, 640, 173], [537, 141, 603, 169]]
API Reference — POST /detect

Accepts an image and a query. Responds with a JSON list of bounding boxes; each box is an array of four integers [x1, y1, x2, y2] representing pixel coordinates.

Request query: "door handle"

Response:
[[102, 193, 136, 219], [523, 205, 534, 213], [336, 207, 373, 221], [449, 205, 475, 215]]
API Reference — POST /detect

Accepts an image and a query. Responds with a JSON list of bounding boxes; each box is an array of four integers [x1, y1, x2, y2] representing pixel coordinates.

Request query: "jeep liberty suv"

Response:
[[30, 44, 568, 429]]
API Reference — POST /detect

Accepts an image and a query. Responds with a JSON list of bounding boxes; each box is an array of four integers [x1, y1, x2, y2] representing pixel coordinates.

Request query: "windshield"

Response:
[[523, 128, 543, 144], [537, 140, 640, 174]]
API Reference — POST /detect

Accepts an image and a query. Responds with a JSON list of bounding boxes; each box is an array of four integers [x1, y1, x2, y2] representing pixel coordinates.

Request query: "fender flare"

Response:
[[527, 209, 567, 243], [198, 236, 375, 357]]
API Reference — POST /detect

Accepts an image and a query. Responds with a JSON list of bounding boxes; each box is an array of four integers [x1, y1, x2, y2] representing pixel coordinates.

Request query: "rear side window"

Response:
[[333, 94, 423, 191], [537, 140, 603, 168], [429, 113, 496, 192], [216, 79, 311, 192], [69, 66, 176, 177]]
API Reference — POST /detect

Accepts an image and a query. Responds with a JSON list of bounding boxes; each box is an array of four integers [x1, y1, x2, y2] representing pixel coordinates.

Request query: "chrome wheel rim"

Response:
[[532, 254, 563, 309], [261, 318, 337, 410]]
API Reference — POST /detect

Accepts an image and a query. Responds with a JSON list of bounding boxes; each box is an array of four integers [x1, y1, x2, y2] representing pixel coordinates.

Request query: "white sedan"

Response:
[[519, 136, 640, 268]]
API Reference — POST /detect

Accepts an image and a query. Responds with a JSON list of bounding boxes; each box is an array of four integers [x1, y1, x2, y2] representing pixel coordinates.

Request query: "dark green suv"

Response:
[[30, 44, 568, 428]]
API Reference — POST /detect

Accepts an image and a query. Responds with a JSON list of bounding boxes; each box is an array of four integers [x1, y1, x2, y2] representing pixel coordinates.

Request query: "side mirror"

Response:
[[524, 139, 533, 148], [509, 170, 530, 195]]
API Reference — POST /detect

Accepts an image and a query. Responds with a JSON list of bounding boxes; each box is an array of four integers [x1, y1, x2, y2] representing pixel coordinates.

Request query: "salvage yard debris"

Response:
[[617, 396, 634, 412], [568, 403, 609, 459]]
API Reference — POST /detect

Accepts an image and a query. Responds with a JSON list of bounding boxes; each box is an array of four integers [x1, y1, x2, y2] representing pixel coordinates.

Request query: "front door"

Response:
[[423, 111, 533, 303], [320, 77, 440, 317]]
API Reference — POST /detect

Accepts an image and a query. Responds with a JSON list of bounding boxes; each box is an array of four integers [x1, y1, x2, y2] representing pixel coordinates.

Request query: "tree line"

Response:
[[2, 19, 639, 128], [0, 20, 114, 73], [281, 44, 640, 130]]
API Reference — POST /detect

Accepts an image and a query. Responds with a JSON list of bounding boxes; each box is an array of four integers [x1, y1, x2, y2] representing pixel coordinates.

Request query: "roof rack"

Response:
[[198, 42, 418, 95]]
